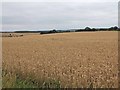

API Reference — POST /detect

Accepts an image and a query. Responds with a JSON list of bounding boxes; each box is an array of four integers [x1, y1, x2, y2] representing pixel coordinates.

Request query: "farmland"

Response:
[[2, 31, 118, 88]]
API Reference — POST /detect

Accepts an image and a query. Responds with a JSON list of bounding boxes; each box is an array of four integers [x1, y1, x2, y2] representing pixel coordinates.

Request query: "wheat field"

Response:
[[2, 31, 118, 88]]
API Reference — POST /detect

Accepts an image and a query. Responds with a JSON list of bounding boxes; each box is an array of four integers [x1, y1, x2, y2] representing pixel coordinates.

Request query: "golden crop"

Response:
[[2, 31, 118, 88]]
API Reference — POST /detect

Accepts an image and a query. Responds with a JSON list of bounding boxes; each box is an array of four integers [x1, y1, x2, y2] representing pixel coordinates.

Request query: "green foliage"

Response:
[[2, 71, 61, 88]]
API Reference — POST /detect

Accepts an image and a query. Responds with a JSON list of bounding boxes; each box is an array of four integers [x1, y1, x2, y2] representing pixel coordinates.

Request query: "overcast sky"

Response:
[[1, 0, 119, 31]]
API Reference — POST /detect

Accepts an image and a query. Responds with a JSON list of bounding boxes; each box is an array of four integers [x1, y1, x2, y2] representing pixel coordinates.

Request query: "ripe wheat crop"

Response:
[[2, 31, 118, 88]]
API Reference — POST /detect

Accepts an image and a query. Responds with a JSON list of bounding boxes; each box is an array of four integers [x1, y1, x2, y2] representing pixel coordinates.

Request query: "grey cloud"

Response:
[[2, 2, 118, 31]]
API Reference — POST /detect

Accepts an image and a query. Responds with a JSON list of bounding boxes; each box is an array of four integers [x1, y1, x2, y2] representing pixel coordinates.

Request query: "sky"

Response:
[[1, 0, 119, 31]]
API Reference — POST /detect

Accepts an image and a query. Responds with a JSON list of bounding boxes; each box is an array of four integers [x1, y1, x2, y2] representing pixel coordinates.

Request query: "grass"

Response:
[[2, 70, 61, 88], [2, 70, 38, 88], [2, 70, 94, 89]]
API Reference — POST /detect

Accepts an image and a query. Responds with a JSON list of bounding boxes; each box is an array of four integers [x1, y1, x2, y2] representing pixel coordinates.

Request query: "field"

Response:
[[1, 33, 40, 37], [2, 31, 118, 88]]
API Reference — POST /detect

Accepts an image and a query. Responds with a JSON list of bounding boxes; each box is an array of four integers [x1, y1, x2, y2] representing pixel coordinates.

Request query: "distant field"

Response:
[[1, 33, 40, 37], [2, 31, 118, 88]]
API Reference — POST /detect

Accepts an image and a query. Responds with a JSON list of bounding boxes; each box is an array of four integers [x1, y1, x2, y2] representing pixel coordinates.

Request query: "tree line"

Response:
[[13, 26, 120, 34]]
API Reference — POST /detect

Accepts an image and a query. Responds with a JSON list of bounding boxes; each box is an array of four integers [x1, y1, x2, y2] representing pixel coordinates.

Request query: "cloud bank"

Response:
[[2, 2, 118, 31]]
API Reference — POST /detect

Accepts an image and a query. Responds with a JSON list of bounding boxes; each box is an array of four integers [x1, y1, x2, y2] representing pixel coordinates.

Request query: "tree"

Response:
[[85, 27, 91, 31], [109, 26, 118, 31], [113, 26, 118, 30], [92, 28, 96, 31]]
